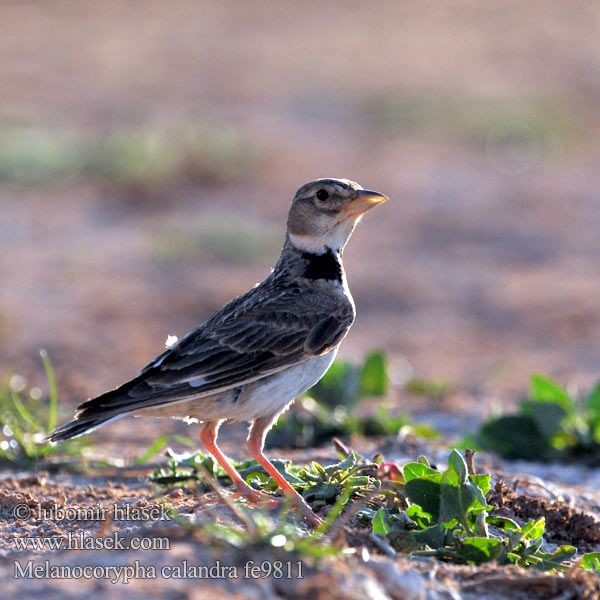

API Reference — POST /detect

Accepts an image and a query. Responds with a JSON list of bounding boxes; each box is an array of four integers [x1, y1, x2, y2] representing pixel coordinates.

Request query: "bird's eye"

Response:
[[316, 189, 329, 201]]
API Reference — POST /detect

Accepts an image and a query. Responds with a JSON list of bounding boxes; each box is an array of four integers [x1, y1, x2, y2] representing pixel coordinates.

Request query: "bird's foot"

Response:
[[246, 489, 281, 509], [230, 486, 280, 509], [288, 496, 323, 527], [302, 506, 324, 528], [232, 489, 321, 525]]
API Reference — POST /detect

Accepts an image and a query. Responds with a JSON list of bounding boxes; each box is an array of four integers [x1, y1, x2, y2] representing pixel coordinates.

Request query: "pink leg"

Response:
[[247, 416, 323, 527], [200, 420, 276, 506]]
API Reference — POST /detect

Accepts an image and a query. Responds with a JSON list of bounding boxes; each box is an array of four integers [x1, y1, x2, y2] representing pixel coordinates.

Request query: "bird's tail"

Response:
[[46, 412, 123, 443], [46, 375, 147, 443]]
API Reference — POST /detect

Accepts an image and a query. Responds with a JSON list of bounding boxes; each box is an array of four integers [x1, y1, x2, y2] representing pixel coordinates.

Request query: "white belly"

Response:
[[233, 347, 338, 421]]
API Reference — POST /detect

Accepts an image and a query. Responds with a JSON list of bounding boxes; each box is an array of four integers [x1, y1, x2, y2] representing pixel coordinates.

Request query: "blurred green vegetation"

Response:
[[152, 216, 281, 265], [404, 376, 454, 400], [268, 350, 439, 448], [363, 93, 582, 149], [0, 120, 257, 191], [0, 351, 92, 466], [462, 373, 600, 463]]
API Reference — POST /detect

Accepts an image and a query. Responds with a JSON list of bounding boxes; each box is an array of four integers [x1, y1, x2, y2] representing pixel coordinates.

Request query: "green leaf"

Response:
[[520, 400, 567, 441], [581, 552, 600, 571], [529, 373, 574, 412], [470, 474, 491, 497], [40, 349, 58, 433], [585, 383, 600, 415], [457, 537, 506, 565], [238, 459, 302, 485], [333, 451, 359, 474], [244, 471, 270, 486], [448, 449, 467, 483], [302, 481, 342, 507], [520, 517, 546, 540], [467, 476, 492, 514], [403, 462, 439, 482], [172, 434, 196, 447], [166, 449, 210, 470], [412, 523, 446, 548], [534, 545, 577, 571], [360, 350, 388, 397], [135, 434, 170, 465], [406, 503, 433, 528], [309, 360, 361, 408], [405, 476, 442, 519], [372, 508, 391, 535], [486, 515, 521, 531], [439, 469, 476, 524], [10, 391, 44, 433], [478, 415, 550, 460], [307, 484, 353, 539], [312, 461, 328, 478]]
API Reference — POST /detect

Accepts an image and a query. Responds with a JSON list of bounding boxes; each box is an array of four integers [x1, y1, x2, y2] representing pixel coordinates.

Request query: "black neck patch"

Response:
[[301, 247, 343, 282]]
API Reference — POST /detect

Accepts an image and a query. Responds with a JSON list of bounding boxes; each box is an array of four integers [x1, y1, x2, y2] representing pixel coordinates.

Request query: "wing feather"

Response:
[[76, 285, 354, 418]]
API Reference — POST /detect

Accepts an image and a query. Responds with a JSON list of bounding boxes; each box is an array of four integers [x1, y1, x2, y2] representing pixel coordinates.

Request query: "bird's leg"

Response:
[[199, 420, 276, 506], [247, 416, 323, 527]]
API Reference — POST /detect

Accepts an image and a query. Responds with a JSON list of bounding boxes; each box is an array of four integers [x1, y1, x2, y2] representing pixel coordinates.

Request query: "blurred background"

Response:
[[1, 1, 600, 437]]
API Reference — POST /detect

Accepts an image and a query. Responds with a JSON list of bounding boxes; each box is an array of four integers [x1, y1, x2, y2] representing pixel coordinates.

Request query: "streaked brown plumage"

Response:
[[49, 178, 388, 525]]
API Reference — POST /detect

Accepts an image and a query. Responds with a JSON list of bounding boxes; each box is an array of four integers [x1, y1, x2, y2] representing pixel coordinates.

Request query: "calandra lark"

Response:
[[49, 178, 388, 525]]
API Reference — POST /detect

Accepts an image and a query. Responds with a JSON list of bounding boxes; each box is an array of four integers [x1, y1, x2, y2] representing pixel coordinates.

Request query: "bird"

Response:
[[48, 178, 388, 526]]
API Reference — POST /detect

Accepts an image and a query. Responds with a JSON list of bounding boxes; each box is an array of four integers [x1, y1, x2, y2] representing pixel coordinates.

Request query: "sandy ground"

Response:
[[2, 2, 600, 598]]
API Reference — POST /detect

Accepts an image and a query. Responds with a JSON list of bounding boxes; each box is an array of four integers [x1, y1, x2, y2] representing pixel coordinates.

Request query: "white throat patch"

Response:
[[288, 218, 360, 254]]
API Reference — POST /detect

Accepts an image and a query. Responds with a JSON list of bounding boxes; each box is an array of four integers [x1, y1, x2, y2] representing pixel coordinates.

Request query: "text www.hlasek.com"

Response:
[[13, 531, 170, 552]]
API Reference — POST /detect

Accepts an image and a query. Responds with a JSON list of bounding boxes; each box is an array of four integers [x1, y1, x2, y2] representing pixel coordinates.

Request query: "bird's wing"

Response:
[[76, 287, 354, 417]]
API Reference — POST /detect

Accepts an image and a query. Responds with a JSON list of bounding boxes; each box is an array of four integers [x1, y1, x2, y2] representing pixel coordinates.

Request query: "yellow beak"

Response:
[[346, 189, 389, 216]]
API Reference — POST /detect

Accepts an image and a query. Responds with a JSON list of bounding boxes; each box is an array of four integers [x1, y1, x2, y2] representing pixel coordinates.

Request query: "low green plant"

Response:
[[187, 480, 359, 561], [268, 350, 438, 448], [463, 373, 600, 462], [134, 432, 196, 465], [362, 449, 596, 572], [0, 350, 92, 466], [150, 447, 377, 512], [196, 508, 342, 559]]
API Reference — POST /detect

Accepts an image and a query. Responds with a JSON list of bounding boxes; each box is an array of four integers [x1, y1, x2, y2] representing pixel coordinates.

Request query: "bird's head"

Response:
[[286, 178, 388, 254]]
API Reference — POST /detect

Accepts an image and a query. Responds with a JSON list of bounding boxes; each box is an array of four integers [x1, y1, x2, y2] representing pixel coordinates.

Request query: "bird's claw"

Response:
[[228, 487, 280, 509], [233, 488, 322, 526], [245, 490, 280, 509], [287, 496, 323, 527]]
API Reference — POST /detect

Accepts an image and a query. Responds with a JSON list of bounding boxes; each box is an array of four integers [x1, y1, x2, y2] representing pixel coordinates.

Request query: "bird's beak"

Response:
[[346, 189, 389, 216]]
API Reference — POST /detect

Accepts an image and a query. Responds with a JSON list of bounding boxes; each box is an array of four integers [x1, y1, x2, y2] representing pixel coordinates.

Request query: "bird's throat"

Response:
[[300, 247, 343, 283]]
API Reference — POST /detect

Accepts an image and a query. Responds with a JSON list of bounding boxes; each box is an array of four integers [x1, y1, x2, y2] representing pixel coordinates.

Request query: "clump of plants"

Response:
[[150, 447, 377, 512], [361, 449, 599, 572], [464, 373, 600, 462], [0, 350, 92, 466], [268, 350, 438, 448], [150, 441, 600, 574]]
